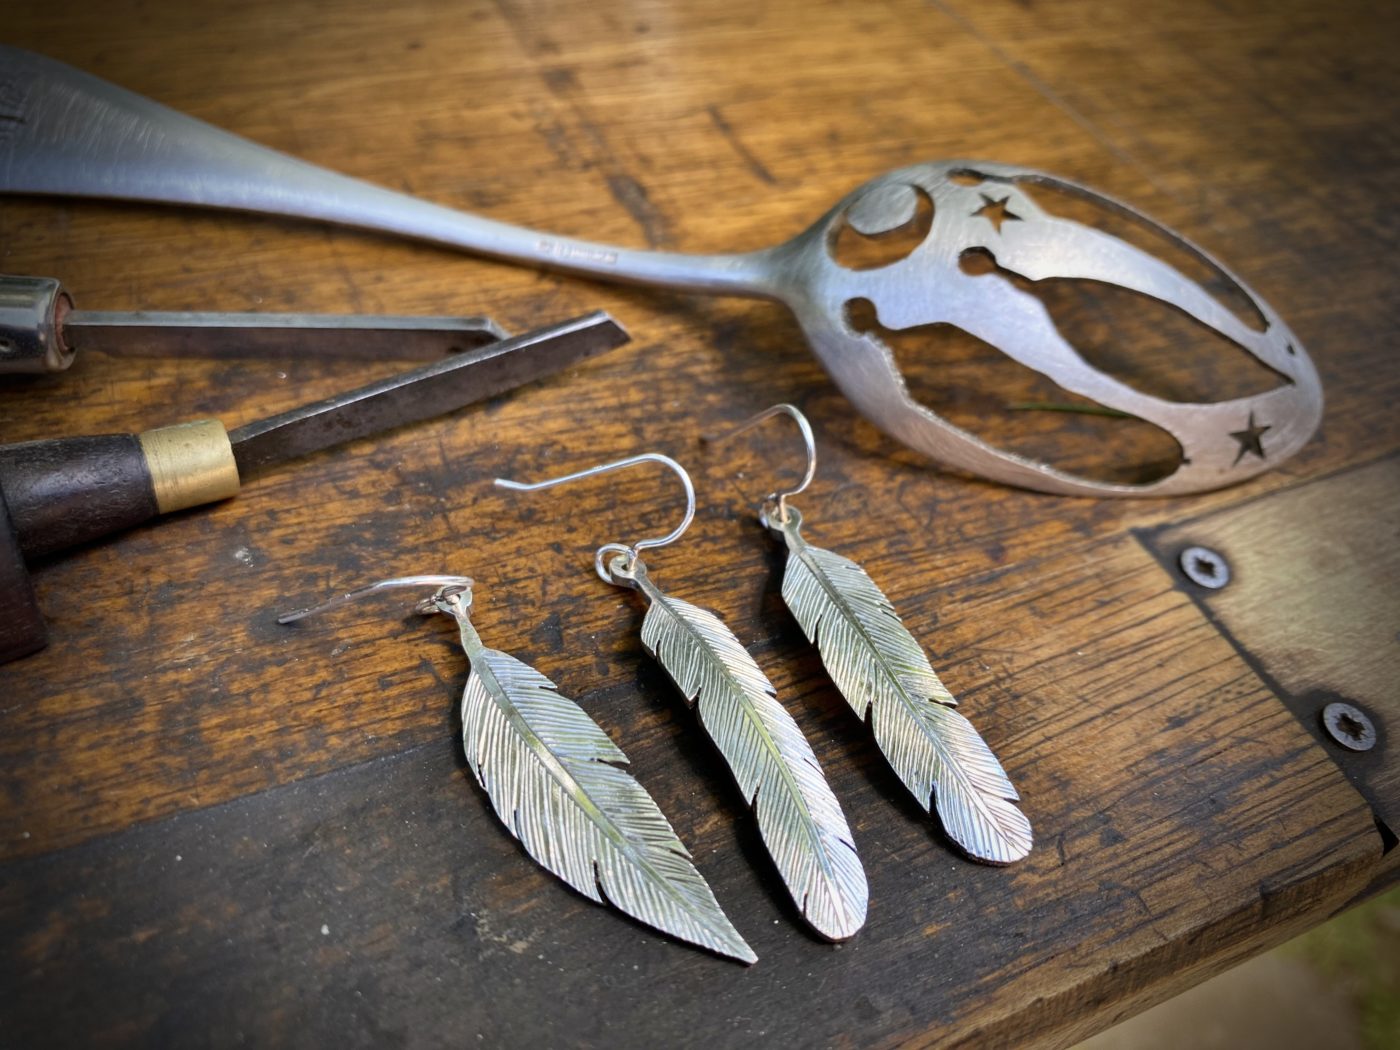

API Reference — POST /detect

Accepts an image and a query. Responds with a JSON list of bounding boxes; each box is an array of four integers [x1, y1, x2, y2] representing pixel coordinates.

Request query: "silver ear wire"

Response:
[[494, 453, 696, 585], [704, 403, 816, 524], [277, 575, 475, 624]]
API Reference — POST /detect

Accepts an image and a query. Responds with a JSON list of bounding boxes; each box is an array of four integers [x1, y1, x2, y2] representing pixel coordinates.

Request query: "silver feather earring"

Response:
[[496, 454, 868, 942], [277, 574, 756, 963], [709, 405, 1033, 865]]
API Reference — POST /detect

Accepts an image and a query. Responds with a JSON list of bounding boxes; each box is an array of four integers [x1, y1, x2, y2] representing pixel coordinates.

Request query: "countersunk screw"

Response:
[[1179, 545, 1230, 589], [1321, 702, 1377, 752]]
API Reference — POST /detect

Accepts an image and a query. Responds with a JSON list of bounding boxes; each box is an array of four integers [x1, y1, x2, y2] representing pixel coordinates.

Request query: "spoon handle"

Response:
[[0, 47, 776, 299]]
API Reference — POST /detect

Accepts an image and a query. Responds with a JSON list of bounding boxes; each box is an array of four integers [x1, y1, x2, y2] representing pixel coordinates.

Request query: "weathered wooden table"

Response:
[[2, 1, 1396, 1046]]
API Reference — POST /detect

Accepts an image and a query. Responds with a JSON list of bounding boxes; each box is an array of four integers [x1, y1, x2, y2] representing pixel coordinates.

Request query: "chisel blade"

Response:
[[227, 312, 626, 474]]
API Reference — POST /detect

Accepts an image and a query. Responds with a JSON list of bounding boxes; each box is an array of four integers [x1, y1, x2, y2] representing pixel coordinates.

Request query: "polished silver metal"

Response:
[[713, 404, 1030, 863], [1178, 545, 1231, 590], [495, 453, 694, 584], [0, 47, 1323, 496], [621, 554, 868, 941], [775, 508, 1031, 864], [279, 575, 756, 963], [0, 275, 72, 373], [499, 454, 869, 940], [1320, 701, 1377, 753]]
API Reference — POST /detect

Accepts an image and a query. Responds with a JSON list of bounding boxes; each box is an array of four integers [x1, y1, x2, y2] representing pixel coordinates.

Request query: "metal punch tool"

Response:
[[0, 273, 505, 372]]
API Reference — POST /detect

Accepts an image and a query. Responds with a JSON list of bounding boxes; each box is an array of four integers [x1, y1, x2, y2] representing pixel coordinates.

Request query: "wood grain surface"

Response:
[[1, 0, 1396, 1047], [1148, 457, 1400, 885]]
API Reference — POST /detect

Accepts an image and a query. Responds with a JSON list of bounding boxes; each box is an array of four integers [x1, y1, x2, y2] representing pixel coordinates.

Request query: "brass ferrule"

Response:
[[137, 419, 241, 514]]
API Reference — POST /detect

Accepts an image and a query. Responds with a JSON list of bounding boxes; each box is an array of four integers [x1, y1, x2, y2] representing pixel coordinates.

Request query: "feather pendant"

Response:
[[447, 607, 756, 963], [776, 509, 1032, 864], [627, 557, 868, 941]]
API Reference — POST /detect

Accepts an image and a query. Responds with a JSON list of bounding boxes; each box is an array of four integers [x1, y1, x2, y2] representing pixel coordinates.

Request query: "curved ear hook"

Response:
[[278, 575, 475, 623], [705, 403, 816, 523], [495, 453, 695, 585]]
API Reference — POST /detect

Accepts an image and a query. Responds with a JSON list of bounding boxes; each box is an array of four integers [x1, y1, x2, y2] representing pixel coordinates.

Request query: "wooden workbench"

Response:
[[2, 1, 1396, 1046]]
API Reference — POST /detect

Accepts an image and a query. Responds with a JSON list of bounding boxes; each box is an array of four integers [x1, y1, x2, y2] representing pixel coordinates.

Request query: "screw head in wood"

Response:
[[1179, 545, 1230, 589], [1321, 701, 1377, 752]]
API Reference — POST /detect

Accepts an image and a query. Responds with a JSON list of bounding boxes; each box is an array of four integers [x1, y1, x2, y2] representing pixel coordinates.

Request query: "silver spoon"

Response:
[[0, 46, 1321, 497]]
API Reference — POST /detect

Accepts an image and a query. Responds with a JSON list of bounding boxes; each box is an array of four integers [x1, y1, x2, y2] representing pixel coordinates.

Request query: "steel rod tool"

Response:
[[0, 273, 506, 372]]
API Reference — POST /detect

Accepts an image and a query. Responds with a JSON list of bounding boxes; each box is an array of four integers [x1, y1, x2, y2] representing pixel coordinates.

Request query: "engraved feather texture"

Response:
[[777, 510, 1032, 864], [450, 613, 756, 963], [628, 559, 868, 941]]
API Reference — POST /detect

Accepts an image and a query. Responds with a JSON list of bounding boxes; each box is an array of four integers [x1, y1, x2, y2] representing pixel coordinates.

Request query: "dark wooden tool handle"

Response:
[[0, 483, 47, 661], [0, 421, 240, 559], [0, 435, 160, 557]]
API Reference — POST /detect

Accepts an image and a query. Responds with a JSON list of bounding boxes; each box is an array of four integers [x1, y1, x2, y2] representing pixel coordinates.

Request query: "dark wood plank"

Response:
[[0, 537, 1378, 1049], [3, 0, 1397, 854]]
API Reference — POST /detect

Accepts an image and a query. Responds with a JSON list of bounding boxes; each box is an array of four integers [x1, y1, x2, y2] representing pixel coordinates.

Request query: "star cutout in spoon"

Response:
[[972, 193, 1022, 234], [1229, 411, 1271, 465]]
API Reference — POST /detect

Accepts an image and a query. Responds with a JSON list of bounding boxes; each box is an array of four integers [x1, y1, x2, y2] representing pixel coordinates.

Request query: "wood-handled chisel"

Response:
[[0, 311, 628, 662]]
